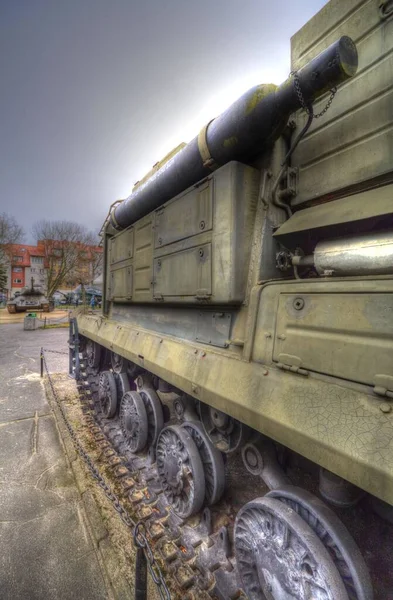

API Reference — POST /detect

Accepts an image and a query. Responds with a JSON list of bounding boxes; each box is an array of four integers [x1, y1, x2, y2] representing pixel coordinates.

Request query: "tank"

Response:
[[69, 2, 393, 598], [7, 277, 53, 313]]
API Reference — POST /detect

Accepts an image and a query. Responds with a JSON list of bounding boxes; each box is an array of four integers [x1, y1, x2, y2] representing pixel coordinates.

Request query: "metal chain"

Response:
[[42, 348, 69, 355], [134, 522, 170, 588], [290, 71, 337, 119], [41, 348, 171, 600]]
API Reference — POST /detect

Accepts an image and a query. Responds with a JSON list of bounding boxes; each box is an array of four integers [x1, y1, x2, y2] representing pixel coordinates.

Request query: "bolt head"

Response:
[[293, 297, 304, 310]]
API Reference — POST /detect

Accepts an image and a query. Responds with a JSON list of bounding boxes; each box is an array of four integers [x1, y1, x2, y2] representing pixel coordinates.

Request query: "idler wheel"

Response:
[[139, 387, 164, 447], [98, 371, 118, 418], [86, 340, 101, 370], [156, 425, 205, 519], [266, 486, 373, 600], [182, 421, 225, 506], [200, 403, 248, 453], [120, 391, 148, 453], [235, 496, 349, 600]]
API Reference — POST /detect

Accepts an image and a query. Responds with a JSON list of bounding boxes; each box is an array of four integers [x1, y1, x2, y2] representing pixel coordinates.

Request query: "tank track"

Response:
[[79, 362, 247, 600], [71, 341, 393, 600]]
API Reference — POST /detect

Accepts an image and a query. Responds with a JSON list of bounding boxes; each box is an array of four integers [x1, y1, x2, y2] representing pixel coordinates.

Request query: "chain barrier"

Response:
[[290, 70, 337, 119], [41, 347, 171, 600], [134, 522, 169, 588]]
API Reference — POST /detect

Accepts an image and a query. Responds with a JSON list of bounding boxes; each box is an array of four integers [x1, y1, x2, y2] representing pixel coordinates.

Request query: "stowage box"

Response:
[[107, 162, 259, 305]]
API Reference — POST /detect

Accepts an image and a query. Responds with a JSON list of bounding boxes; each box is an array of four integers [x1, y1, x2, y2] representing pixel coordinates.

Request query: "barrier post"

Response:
[[135, 547, 147, 600]]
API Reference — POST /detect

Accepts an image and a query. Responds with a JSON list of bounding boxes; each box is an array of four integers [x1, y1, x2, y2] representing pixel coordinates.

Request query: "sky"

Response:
[[0, 0, 327, 243]]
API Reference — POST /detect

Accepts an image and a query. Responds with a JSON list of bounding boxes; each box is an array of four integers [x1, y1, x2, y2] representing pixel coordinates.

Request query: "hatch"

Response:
[[273, 292, 393, 387]]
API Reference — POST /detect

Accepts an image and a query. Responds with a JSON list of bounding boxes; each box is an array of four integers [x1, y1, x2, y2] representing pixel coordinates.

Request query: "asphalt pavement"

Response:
[[0, 324, 109, 600]]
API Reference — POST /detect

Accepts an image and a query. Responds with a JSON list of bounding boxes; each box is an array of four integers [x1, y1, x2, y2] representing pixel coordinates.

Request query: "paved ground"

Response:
[[0, 324, 109, 600], [0, 307, 70, 325]]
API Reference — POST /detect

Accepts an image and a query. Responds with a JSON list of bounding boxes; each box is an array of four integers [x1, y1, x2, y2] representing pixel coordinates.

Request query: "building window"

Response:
[[31, 268, 37, 273], [40, 269, 45, 274], [13, 267, 23, 272], [13, 256, 23, 262], [13, 278, 22, 283], [31, 256, 43, 264]]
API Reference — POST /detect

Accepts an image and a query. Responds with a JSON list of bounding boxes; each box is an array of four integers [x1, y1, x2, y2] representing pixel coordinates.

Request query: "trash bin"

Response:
[[24, 313, 37, 330]]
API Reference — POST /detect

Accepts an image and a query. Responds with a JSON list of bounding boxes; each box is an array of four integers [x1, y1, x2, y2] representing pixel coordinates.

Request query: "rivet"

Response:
[[201, 352, 206, 357], [380, 402, 392, 414], [277, 334, 286, 340], [265, 332, 272, 338]]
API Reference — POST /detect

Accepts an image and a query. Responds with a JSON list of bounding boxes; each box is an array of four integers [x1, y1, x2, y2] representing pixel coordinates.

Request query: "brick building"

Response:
[[5, 243, 46, 297], [4, 240, 102, 299]]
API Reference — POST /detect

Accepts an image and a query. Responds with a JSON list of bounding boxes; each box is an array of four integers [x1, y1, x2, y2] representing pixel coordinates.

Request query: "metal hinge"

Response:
[[277, 362, 309, 376], [195, 289, 211, 300], [277, 167, 298, 201], [374, 374, 393, 399], [276, 353, 309, 376]]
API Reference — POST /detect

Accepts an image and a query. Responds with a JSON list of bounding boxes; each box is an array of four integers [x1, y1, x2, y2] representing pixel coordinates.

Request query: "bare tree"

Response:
[[0, 213, 25, 293], [0, 213, 25, 247], [32, 220, 100, 298], [0, 263, 7, 292], [90, 250, 103, 283]]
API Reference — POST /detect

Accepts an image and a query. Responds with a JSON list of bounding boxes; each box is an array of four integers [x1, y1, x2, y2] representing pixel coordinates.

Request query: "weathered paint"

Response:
[[223, 136, 238, 149], [245, 83, 277, 116]]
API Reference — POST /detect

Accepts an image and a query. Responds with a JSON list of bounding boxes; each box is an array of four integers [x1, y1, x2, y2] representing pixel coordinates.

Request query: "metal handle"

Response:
[[380, 0, 393, 19]]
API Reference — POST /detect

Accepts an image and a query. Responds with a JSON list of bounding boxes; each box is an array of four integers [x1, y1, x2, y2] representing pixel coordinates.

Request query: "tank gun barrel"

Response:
[[111, 36, 358, 231]]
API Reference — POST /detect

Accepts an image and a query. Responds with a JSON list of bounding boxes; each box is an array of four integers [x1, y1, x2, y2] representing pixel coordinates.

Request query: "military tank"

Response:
[[7, 277, 53, 313], [69, 1, 393, 598]]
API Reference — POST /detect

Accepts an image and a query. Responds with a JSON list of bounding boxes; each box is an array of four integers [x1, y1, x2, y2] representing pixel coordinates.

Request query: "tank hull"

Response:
[[75, 273, 393, 507], [7, 301, 53, 313]]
